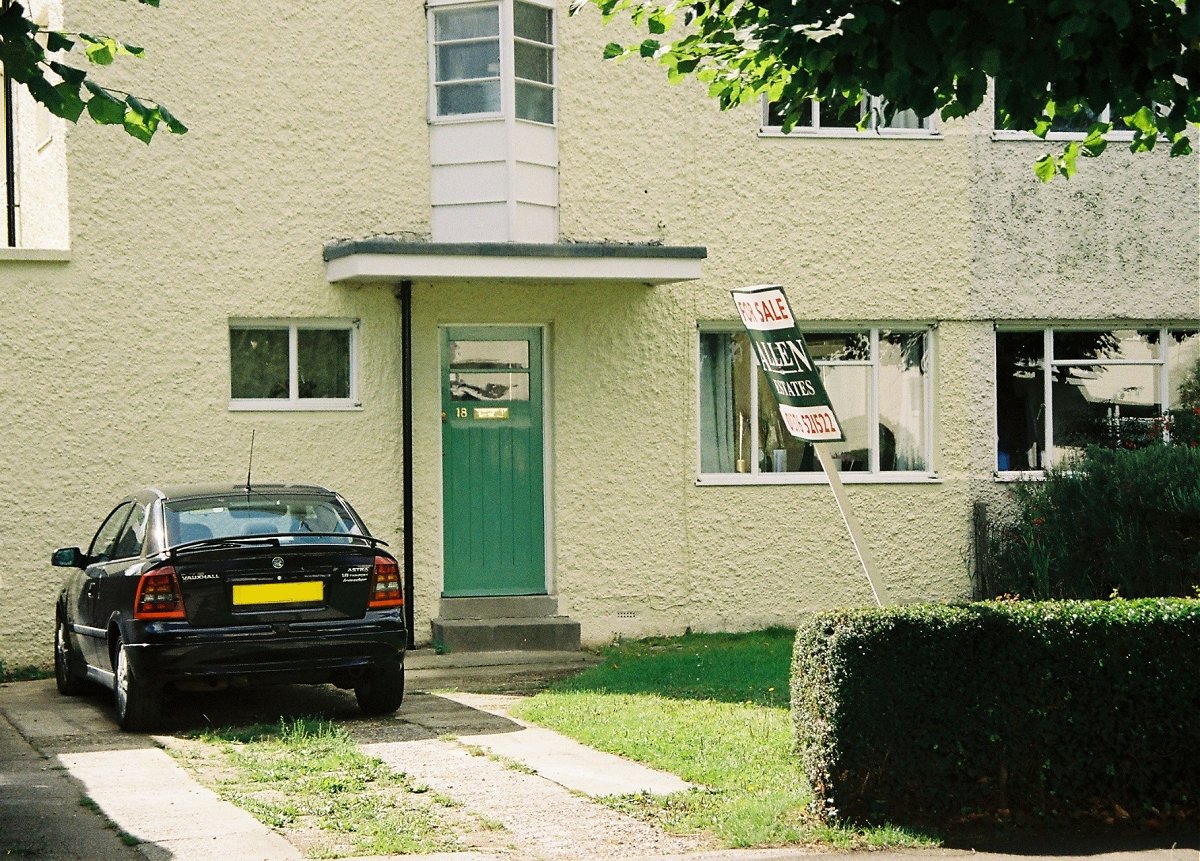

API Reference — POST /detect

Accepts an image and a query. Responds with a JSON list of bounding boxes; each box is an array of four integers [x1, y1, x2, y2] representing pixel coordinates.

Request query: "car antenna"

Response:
[[244, 429, 256, 492]]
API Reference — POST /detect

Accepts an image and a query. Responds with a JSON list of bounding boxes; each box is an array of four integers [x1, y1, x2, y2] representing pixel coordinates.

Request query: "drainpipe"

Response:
[[399, 280, 416, 649], [2, 0, 17, 247]]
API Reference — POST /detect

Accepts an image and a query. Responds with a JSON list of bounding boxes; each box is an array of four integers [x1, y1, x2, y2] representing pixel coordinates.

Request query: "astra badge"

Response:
[[271, 556, 285, 570]]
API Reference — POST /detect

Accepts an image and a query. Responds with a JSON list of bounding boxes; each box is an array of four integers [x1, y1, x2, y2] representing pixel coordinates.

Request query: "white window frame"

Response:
[[228, 319, 361, 412], [994, 325, 1198, 479], [427, 0, 556, 126], [32, 2, 54, 151], [696, 324, 939, 485], [512, 0, 555, 125], [759, 95, 939, 139]]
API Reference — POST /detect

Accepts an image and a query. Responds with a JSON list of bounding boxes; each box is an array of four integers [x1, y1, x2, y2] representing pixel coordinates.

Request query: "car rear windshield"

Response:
[[164, 492, 362, 545]]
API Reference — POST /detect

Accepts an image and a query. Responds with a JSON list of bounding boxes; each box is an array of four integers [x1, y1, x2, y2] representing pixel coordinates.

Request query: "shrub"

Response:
[[792, 600, 1199, 831], [978, 442, 1200, 600]]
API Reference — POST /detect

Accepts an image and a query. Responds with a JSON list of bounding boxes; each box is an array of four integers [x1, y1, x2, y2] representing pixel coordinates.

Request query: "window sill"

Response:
[[429, 111, 504, 126], [697, 471, 942, 486], [228, 401, 362, 412], [993, 470, 1047, 482], [759, 127, 941, 140], [0, 247, 70, 262], [991, 130, 1138, 143]]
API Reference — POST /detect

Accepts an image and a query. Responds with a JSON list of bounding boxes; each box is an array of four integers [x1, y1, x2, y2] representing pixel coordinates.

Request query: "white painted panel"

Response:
[[432, 203, 513, 243], [513, 162, 558, 207], [511, 202, 558, 243], [513, 122, 559, 166], [431, 162, 509, 206], [430, 121, 510, 166]]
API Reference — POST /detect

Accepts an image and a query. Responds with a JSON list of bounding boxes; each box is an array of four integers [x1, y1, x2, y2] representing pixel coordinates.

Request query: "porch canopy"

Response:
[[323, 238, 706, 286]]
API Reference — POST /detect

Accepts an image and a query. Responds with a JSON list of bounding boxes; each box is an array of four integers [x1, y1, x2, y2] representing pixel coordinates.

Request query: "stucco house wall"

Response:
[[0, 1, 1195, 667]]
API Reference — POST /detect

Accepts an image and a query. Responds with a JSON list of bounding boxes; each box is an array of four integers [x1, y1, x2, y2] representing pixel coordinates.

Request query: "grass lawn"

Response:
[[512, 627, 935, 850], [171, 717, 463, 859]]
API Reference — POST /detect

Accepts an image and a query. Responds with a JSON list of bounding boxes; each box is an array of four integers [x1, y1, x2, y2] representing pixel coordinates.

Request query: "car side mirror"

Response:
[[51, 547, 87, 569]]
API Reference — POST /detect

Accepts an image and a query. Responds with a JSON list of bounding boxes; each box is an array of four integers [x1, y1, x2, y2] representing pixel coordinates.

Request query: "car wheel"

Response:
[[355, 664, 404, 715], [54, 616, 87, 696], [113, 636, 161, 732]]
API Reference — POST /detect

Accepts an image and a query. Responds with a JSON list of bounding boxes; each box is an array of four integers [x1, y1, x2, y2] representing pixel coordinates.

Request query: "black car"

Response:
[[52, 483, 406, 730]]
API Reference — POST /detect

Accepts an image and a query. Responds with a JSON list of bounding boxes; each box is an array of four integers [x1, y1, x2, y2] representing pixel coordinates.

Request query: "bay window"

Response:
[[430, 0, 555, 125]]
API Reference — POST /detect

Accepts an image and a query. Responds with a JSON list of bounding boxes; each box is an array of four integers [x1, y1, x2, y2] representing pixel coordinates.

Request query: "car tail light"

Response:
[[368, 555, 403, 609], [134, 566, 187, 620]]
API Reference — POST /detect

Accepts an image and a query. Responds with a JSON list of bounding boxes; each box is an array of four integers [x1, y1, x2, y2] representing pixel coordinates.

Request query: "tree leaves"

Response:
[[577, 0, 1197, 182], [83, 81, 125, 124], [122, 95, 158, 143], [79, 33, 118, 65], [158, 104, 187, 135], [52, 80, 84, 121], [0, 0, 185, 144], [77, 80, 185, 140], [44, 30, 73, 53]]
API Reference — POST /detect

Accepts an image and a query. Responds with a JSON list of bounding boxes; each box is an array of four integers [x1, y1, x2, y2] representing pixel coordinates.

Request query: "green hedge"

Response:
[[792, 600, 1199, 830]]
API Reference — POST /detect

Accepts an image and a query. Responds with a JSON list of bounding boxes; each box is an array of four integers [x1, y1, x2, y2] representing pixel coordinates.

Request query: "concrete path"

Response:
[[60, 747, 301, 861], [1, 679, 300, 861], [361, 734, 704, 859], [0, 697, 141, 860], [404, 691, 692, 797]]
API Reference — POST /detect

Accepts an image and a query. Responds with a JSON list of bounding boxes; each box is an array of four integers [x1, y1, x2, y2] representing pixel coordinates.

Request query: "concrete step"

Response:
[[431, 616, 581, 653], [438, 595, 559, 620]]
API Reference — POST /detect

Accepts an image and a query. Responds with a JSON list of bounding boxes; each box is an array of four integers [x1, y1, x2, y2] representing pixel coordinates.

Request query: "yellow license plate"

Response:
[[232, 581, 324, 606]]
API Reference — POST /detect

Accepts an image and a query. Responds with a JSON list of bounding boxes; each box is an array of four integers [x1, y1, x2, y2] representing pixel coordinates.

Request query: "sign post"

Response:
[[730, 285, 891, 608]]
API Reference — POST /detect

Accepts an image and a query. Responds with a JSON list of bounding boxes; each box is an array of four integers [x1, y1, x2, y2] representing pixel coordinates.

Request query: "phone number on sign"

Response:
[[783, 409, 840, 439]]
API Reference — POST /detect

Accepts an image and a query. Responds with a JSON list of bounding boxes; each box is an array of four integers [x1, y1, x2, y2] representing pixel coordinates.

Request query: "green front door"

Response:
[[441, 326, 546, 597]]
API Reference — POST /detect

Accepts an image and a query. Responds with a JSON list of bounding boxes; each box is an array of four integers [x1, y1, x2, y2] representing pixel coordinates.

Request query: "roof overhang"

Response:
[[323, 239, 706, 286]]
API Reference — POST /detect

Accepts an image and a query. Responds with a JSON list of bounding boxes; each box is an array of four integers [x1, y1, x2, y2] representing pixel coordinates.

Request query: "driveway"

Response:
[[0, 653, 705, 860], [1, 652, 1196, 861]]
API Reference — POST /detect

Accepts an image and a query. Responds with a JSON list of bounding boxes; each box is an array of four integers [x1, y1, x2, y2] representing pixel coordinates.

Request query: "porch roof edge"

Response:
[[322, 239, 707, 286]]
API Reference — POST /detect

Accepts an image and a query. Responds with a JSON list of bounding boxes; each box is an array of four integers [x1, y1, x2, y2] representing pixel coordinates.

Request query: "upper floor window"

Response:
[[432, 5, 501, 116], [992, 103, 1135, 142], [699, 327, 934, 482], [229, 320, 360, 411], [996, 327, 1200, 473], [761, 95, 936, 137], [430, 0, 555, 125]]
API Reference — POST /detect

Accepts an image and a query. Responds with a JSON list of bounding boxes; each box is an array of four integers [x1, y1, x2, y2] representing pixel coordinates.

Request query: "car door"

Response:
[[76, 502, 134, 668], [93, 501, 150, 670]]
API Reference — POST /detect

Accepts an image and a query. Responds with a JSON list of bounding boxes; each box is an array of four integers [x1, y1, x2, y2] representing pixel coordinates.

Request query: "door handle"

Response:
[[441, 411, 447, 423]]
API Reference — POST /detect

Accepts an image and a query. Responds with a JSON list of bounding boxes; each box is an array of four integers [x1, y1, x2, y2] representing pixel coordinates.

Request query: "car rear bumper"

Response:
[[119, 612, 406, 688]]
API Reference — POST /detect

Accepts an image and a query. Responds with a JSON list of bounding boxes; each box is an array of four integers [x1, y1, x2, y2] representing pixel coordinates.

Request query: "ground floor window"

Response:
[[996, 327, 1200, 471], [229, 320, 359, 410], [699, 327, 933, 480]]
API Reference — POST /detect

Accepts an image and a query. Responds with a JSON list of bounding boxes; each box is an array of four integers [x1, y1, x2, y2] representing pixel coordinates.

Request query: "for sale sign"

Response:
[[730, 285, 844, 442]]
